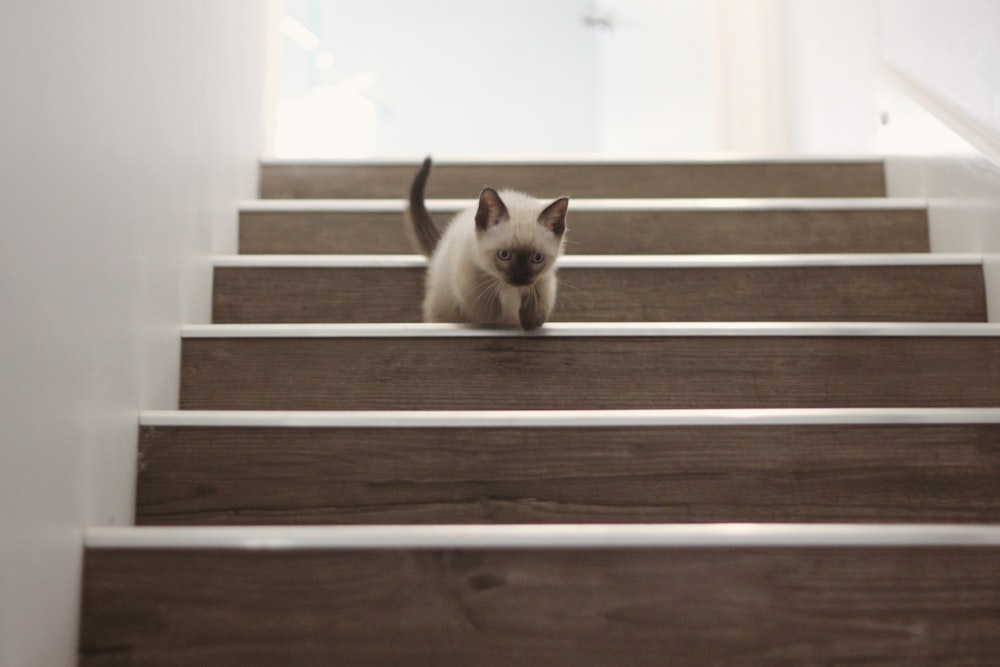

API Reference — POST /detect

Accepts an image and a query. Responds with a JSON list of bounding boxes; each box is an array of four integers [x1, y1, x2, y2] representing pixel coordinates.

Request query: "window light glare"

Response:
[[279, 15, 321, 51]]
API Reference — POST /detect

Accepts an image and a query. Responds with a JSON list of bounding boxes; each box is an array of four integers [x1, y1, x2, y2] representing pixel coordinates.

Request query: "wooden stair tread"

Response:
[[211, 255, 987, 323], [240, 198, 929, 254], [259, 158, 888, 199], [179, 324, 1000, 410], [81, 526, 1000, 666], [136, 410, 1000, 525]]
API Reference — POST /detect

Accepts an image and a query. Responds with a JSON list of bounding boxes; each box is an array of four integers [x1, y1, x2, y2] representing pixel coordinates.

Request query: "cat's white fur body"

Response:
[[422, 189, 566, 328]]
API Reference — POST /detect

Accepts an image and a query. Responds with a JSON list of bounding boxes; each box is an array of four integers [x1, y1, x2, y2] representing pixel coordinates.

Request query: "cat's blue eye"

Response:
[[532, 253, 545, 264], [498, 249, 512, 261]]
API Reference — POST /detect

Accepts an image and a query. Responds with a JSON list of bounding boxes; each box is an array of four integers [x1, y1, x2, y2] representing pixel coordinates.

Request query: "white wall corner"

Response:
[[880, 71, 1000, 322], [877, 0, 1000, 321]]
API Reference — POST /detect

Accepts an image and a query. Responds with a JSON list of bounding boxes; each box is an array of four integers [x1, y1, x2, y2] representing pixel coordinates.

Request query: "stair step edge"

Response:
[[240, 197, 928, 213], [260, 154, 886, 166], [181, 322, 1000, 338], [85, 524, 1000, 550], [139, 407, 1000, 428], [213, 253, 981, 269]]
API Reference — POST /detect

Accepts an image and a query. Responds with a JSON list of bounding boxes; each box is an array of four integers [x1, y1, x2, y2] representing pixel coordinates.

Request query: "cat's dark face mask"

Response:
[[499, 248, 548, 286]]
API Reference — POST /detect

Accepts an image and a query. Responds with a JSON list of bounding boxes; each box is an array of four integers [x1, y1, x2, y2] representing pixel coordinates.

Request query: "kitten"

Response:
[[406, 157, 568, 330]]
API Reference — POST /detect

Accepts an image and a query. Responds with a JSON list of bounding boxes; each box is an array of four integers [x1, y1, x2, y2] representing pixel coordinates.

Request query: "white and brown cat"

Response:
[[406, 157, 568, 330]]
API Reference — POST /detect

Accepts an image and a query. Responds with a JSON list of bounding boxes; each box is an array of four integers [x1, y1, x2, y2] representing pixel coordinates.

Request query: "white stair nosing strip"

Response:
[[240, 197, 927, 213], [215, 255, 427, 268], [213, 253, 982, 269], [86, 523, 1000, 550], [260, 153, 886, 166], [181, 322, 1000, 339], [241, 199, 464, 213], [139, 407, 1000, 428]]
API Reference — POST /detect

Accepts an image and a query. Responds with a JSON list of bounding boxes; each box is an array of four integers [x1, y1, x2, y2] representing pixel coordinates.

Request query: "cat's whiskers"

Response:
[[472, 274, 507, 312], [472, 274, 498, 300], [553, 275, 583, 310]]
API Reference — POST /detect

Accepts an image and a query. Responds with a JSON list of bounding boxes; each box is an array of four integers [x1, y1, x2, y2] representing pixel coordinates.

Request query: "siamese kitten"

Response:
[[406, 157, 568, 330]]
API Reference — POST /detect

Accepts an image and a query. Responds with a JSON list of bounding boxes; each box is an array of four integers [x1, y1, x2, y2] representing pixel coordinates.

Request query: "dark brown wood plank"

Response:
[[136, 423, 1000, 525], [239, 207, 930, 255], [211, 264, 987, 324], [259, 161, 887, 199], [179, 335, 1000, 410], [80, 546, 1000, 666]]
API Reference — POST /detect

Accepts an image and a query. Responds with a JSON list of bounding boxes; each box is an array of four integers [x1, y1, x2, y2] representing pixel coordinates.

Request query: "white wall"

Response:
[[0, 2, 265, 665], [269, 0, 728, 157], [274, 0, 602, 157], [597, 0, 717, 153], [779, 0, 881, 154], [266, 0, 896, 158], [880, 0, 1000, 141], [876, 0, 1000, 321], [714, 0, 791, 153]]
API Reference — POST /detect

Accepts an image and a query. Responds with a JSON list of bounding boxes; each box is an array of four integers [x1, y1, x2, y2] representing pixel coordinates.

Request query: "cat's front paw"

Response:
[[518, 294, 547, 330], [518, 284, 554, 331], [520, 313, 546, 331]]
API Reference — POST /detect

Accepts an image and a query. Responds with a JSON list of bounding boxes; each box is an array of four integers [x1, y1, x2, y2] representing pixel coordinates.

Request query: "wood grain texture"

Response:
[[179, 336, 1000, 410], [136, 423, 1000, 525], [80, 546, 1000, 666], [239, 207, 930, 255], [259, 161, 887, 199], [211, 264, 987, 324]]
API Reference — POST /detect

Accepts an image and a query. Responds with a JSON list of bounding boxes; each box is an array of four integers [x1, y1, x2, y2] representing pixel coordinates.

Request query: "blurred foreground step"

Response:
[[211, 254, 986, 324], [179, 323, 1000, 410], [81, 524, 1000, 666], [258, 157, 888, 199], [238, 198, 929, 255], [136, 408, 1000, 526]]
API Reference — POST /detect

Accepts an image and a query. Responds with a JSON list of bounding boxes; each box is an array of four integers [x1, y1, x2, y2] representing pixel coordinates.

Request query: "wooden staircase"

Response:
[[80, 157, 1000, 665]]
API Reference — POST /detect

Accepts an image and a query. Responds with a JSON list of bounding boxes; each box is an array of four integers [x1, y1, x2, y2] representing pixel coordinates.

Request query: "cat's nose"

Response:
[[507, 268, 534, 286]]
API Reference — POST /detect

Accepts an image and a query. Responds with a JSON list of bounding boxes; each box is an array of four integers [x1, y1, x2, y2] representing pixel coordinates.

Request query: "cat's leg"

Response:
[[518, 278, 556, 330], [423, 287, 464, 323]]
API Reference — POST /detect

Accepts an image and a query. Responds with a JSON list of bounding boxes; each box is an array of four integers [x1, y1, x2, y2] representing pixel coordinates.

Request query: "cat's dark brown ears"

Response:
[[538, 197, 569, 236], [475, 188, 510, 231]]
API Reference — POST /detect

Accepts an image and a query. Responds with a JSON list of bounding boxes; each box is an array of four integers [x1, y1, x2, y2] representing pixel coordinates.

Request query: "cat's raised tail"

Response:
[[407, 156, 440, 256]]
